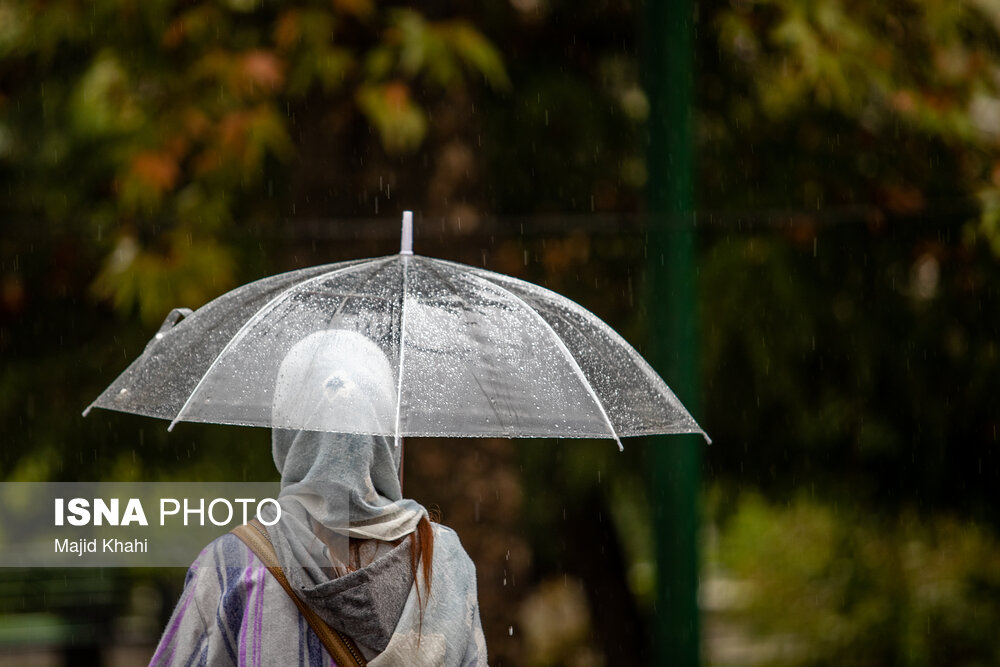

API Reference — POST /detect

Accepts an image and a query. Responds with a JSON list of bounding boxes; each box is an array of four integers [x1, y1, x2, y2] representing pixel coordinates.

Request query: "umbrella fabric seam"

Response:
[[487, 276, 707, 440], [419, 257, 512, 433], [168, 256, 396, 431], [82, 259, 373, 419], [461, 270, 624, 451], [454, 259, 708, 442]]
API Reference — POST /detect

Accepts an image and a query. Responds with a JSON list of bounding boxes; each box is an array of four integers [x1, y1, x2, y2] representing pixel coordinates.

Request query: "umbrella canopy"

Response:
[[85, 214, 708, 449]]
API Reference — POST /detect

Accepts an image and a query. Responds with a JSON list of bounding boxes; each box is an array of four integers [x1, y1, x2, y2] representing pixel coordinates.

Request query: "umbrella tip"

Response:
[[400, 211, 413, 255]]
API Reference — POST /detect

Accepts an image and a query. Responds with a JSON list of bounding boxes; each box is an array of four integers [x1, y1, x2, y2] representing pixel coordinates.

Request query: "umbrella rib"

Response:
[[463, 272, 624, 450], [393, 255, 410, 447], [454, 262, 709, 442], [322, 261, 395, 328], [167, 256, 394, 431], [421, 260, 511, 432]]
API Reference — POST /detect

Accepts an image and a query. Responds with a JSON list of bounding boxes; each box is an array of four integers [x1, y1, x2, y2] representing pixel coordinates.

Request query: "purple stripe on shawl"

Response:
[[254, 564, 265, 665], [239, 564, 253, 665], [305, 619, 325, 666], [214, 548, 243, 663], [150, 569, 198, 665], [298, 613, 307, 667], [215, 534, 257, 665]]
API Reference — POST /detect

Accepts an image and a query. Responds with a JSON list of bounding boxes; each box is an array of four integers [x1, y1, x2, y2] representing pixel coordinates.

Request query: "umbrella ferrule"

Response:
[[400, 211, 414, 255]]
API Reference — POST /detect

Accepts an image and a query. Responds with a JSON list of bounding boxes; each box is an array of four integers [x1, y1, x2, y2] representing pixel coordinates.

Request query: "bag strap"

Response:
[[230, 519, 368, 667]]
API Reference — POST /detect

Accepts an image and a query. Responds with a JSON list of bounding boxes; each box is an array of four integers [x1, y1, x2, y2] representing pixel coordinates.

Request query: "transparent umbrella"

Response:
[[85, 212, 708, 449]]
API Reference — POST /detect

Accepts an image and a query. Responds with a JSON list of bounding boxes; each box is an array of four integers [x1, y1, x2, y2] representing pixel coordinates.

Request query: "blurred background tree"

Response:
[[1, 0, 507, 326], [4, 0, 1000, 664], [699, 0, 1000, 519]]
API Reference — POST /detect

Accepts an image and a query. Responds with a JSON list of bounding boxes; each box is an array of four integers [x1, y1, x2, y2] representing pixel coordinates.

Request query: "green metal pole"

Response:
[[642, 0, 702, 665]]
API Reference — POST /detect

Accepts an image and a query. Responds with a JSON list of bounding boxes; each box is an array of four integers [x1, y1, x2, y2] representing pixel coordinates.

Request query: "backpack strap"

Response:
[[230, 519, 368, 666]]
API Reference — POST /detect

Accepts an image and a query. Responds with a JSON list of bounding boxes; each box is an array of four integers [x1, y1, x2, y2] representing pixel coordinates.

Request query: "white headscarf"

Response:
[[262, 330, 486, 665], [267, 330, 425, 587]]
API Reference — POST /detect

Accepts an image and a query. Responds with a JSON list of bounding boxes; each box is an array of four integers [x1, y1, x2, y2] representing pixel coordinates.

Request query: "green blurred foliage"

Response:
[[480, 0, 646, 214], [699, 220, 1000, 520], [710, 492, 1000, 666], [704, 0, 1000, 251], [0, 0, 506, 326]]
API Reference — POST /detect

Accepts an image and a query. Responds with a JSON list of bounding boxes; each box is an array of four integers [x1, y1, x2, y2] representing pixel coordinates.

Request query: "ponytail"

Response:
[[409, 513, 435, 636]]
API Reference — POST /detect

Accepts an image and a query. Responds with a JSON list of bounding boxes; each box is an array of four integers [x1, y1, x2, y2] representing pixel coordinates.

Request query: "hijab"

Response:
[[266, 330, 425, 591], [255, 329, 486, 664]]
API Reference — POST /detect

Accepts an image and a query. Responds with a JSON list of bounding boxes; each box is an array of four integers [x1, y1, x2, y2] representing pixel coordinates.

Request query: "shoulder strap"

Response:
[[230, 519, 368, 667]]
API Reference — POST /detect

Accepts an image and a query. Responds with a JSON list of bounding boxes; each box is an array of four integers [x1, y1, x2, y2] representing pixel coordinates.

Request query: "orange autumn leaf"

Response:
[[891, 90, 916, 113], [162, 18, 186, 49], [218, 111, 250, 154], [130, 152, 179, 192], [880, 184, 926, 215], [332, 0, 373, 18], [182, 107, 211, 139], [241, 50, 284, 91], [383, 81, 410, 111], [274, 11, 301, 51], [921, 91, 955, 112], [193, 148, 222, 175], [163, 134, 190, 161]]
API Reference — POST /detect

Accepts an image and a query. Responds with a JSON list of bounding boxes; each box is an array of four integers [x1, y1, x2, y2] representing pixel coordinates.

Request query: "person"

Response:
[[149, 330, 487, 665]]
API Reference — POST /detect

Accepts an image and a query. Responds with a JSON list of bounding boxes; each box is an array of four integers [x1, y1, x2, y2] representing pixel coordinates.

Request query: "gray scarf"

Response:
[[267, 329, 425, 589], [261, 329, 486, 665]]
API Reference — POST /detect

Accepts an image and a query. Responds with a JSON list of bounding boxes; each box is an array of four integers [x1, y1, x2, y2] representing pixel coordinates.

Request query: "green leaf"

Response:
[[442, 22, 511, 90], [356, 82, 428, 153]]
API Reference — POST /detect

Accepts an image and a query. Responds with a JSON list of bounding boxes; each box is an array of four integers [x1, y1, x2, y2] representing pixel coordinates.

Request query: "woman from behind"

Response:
[[150, 330, 487, 665]]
